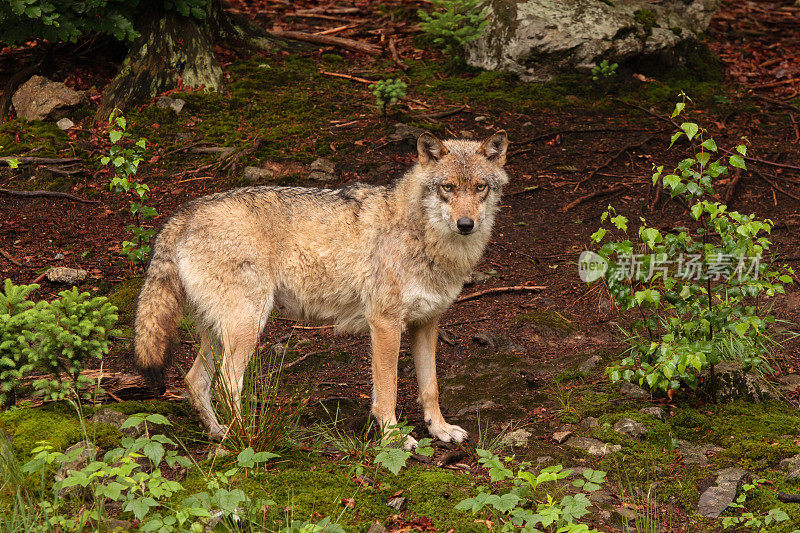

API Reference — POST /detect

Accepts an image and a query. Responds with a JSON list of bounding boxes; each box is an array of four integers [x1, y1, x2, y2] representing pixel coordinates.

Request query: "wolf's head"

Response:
[[415, 130, 509, 237]]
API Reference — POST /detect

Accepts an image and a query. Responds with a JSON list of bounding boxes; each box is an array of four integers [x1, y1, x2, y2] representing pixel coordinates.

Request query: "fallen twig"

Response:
[[456, 285, 546, 303], [268, 30, 382, 56], [0, 188, 99, 204], [564, 184, 627, 211], [187, 146, 236, 156], [1, 156, 81, 166], [777, 492, 800, 503], [613, 98, 680, 129], [388, 37, 408, 70], [436, 449, 468, 467], [414, 107, 465, 120], [721, 148, 800, 172], [724, 168, 741, 205], [320, 70, 374, 84], [574, 132, 662, 190], [40, 165, 84, 176], [753, 170, 800, 202], [0, 249, 22, 267]]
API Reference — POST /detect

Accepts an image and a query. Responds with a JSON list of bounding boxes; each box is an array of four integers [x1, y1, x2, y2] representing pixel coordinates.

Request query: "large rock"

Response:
[[12, 76, 83, 121], [697, 468, 749, 518], [705, 362, 776, 402], [466, 0, 720, 81]]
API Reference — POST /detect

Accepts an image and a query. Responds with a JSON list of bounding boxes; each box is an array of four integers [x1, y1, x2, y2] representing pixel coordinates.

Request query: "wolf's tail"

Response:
[[134, 217, 186, 393]]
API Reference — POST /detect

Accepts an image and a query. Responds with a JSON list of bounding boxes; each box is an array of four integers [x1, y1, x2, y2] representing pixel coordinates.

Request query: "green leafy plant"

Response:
[[370, 78, 407, 115], [0, 279, 119, 407], [372, 422, 433, 475], [17, 413, 283, 532], [417, 0, 488, 56], [591, 59, 618, 81], [722, 479, 791, 531], [0, 0, 208, 45], [102, 110, 158, 268], [587, 98, 793, 394], [457, 449, 605, 532]]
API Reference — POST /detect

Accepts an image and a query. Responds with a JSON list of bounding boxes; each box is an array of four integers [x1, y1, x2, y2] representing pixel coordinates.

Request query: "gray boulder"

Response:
[[91, 408, 143, 437], [697, 468, 749, 518], [565, 436, 621, 456], [706, 362, 776, 402], [308, 158, 336, 181], [12, 76, 83, 121], [466, 0, 720, 82], [612, 418, 648, 440]]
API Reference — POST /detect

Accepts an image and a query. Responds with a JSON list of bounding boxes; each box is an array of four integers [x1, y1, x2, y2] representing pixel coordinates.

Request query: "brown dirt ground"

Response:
[[1, 0, 800, 458]]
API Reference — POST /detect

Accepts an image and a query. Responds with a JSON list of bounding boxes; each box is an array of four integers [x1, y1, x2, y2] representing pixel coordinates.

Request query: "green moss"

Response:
[[512, 310, 573, 337], [108, 277, 143, 326], [0, 405, 121, 459], [0, 119, 69, 160], [179, 453, 487, 531], [633, 9, 658, 37]]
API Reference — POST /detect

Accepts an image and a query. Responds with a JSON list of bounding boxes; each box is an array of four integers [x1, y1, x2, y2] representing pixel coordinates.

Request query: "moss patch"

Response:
[[108, 277, 143, 326]]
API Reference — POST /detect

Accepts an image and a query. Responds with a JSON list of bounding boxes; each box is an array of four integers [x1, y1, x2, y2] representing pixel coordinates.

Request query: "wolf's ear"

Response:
[[417, 132, 449, 165], [479, 130, 509, 166]]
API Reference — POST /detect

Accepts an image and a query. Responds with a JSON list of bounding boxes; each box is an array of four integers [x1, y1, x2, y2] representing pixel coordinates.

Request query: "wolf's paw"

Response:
[[402, 435, 419, 451], [429, 421, 468, 443]]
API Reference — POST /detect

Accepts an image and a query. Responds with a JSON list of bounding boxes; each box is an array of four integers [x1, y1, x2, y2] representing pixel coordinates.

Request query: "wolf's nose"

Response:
[[457, 217, 474, 233]]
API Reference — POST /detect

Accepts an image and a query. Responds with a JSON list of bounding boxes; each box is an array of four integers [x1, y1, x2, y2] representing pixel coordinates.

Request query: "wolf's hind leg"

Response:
[[411, 317, 468, 444], [185, 329, 228, 438]]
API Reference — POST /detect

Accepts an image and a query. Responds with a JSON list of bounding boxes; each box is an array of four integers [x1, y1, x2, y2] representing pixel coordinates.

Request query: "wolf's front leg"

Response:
[[369, 316, 418, 450], [411, 317, 468, 443]]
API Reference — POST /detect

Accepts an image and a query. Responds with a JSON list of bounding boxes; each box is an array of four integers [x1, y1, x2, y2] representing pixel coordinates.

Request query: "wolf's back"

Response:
[[134, 212, 188, 392]]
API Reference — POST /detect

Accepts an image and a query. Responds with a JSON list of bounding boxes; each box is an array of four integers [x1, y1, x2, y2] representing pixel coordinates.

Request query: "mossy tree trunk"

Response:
[[97, 0, 286, 119]]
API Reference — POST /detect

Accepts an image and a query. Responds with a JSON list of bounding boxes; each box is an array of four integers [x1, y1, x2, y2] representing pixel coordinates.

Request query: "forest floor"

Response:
[[2, 0, 800, 531]]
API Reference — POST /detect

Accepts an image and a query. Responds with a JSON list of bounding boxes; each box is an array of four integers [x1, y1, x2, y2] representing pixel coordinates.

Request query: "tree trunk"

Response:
[[97, 0, 286, 119]]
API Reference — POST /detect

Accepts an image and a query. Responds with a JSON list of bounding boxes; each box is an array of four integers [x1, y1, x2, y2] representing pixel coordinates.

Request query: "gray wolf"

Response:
[[134, 130, 509, 448]]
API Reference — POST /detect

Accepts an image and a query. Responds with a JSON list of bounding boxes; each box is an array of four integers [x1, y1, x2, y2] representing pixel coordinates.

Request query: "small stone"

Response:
[[676, 441, 722, 465], [565, 436, 621, 456], [308, 158, 336, 181], [698, 468, 749, 518], [104, 518, 134, 532], [578, 354, 603, 373], [579, 417, 599, 428], [778, 453, 800, 472], [53, 252, 64, 260], [612, 507, 637, 524], [639, 406, 666, 420], [56, 117, 74, 130], [387, 496, 406, 511], [613, 418, 648, 440], [207, 445, 232, 461], [459, 130, 475, 139], [536, 455, 553, 464], [455, 400, 499, 417], [788, 467, 800, 480], [552, 429, 573, 444], [243, 166, 275, 183], [389, 123, 426, 144], [589, 489, 615, 506], [472, 331, 497, 349], [620, 382, 649, 399], [156, 95, 185, 114], [55, 441, 100, 498], [91, 408, 142, 437], [474, 115, 489, 122], [778, 374, 800, 392], [46, 266, 88, 284], [12, 76, 83, 121], [366, 523, 387, 533], [500, 428, 532, 447]]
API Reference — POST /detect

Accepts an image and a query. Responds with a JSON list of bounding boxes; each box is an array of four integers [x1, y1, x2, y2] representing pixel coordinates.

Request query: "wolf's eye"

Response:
[[440, 184, 454, 193], [476, 184, 487, 192]]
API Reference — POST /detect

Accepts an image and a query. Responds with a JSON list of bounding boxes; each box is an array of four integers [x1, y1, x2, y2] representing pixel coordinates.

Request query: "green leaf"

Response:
[[729, 154, 746, 169], [701, 138, 718, 152], [374, 448, 409, 475], [681, 122, 699, 140], [671, 102, 685, 118], [109, 130, 123, 144]]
